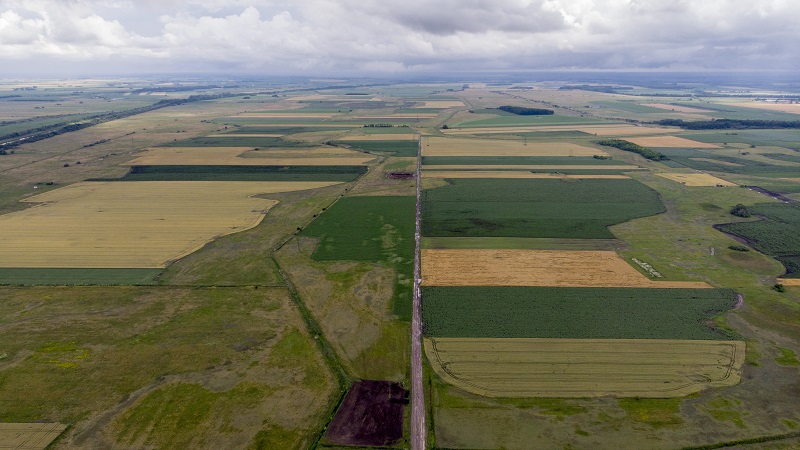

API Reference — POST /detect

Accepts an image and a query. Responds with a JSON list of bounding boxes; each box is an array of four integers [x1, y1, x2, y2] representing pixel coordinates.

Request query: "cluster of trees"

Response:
[[655, 119, 800, 130], [730, 204, 751, 218], [498, 105, 554, 116], [596, 139, 665, 161]]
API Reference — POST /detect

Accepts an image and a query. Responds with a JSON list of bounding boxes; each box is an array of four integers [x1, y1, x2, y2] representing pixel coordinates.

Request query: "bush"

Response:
[[731, 204, 751, 218], [728, 245, 750, 252]]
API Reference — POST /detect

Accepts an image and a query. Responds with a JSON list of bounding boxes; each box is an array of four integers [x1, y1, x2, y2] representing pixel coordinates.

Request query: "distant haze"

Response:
[[1, 0, 798, 76]]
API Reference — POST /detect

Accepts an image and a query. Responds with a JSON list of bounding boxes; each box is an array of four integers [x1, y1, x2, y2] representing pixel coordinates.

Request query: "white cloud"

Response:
[[0, 0, 798, 74]]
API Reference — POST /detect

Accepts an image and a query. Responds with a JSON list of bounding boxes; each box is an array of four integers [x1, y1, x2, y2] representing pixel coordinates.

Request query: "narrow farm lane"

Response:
[[411, 134, 426, 450]]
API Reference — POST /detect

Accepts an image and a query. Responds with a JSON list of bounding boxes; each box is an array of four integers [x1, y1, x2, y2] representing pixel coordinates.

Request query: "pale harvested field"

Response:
[[421, 171, 629, 180], [626, 136, 721, 148], [341, 133, 419, 141], [0, 181, 340, 268], [0, 423, 67, 450], [419, 100, 464, 108], [125, 147, 374, 166], [220, 123, 351, 128], [656, 173, 737, 187], [422, 164, 641, 170], [727, 102, 800, 114], [207, 133, 284, 137], [425, 338, 745, 397], [690, 157, 743, 167], [777, 278, 800, 286], [421, 249, 711, 288], [645, 103, 715, 113], [780, 178, 800, 183], [352, 114, 439, 119], [234, 113, 335, 118], [440, 124, 673, 136], [423, 137, 605, 157]]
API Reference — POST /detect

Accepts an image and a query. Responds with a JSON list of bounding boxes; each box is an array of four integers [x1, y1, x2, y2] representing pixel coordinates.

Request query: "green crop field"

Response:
[[222, 126, 354, 134], [716, 203, 800, 277], [422, 286, 738, 340], [0, 268, 161, 285], [335, 140, 418, 157], [300, 196, 416, 319], [422, 156, 626, 166], [453, 114, 605, 128], [658, 148, 800, 177], [421, 178, 665, 238], [682, 130, 800, 151], [100, 165, 366, 182]]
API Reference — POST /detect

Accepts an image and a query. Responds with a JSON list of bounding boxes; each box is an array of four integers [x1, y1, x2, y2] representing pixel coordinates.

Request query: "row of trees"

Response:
[[596, 139, 666, 161], [655, 119, 800, 130]]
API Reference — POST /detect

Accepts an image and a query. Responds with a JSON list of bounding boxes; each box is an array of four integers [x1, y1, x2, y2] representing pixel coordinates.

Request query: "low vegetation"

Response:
[[596, 138, 666, 161], [497, 105, 555, 115]]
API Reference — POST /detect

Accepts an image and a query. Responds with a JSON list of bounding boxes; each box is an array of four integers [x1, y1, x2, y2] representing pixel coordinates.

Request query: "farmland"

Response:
[[112, 165, 367, 182], [422, 137, 605, 157], [126, 146, 375, 166], [421, 171, 629, 179], [425, 338, 744, 397], [655, 172, 737, 186], [334, 140, 419, 157], [421, 178, 665, 238], [422, 286, 738, 339], [715, 203, 800, 277], [421, 249, 710, 288], [0, 181, 339, 268]]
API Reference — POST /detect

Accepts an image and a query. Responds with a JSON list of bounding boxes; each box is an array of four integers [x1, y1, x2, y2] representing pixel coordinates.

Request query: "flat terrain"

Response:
[[626, 136, 721, 148], [126, 146, 375, 166], [421, 249, 710, 288], [425, 338, 744, 397], [656, 172, 737, 186], [421, 171, 629, 179], [0, 423, 67, 450], [0, 181, 338, 268], [422, 137, 605, 157]]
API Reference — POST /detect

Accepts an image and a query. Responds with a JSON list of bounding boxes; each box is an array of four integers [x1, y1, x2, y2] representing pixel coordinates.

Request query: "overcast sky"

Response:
[[1, 0, 798, 76]]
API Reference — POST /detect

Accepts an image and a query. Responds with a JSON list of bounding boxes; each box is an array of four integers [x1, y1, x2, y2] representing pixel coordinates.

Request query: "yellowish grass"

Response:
[[125, 147, 374, 166], [656, 173, 737, 187], [777, 279, 800, 286], [626, 136, 720, 148], [206, 133, 284, 137], [727, 102, 800, 114], [689, 158, 743, 167], [234, 113, 335, 118], [421, 171, 629, 180], [440, 124, 674, 136], [418, 100, 464, 108], [422, 164, 641, 170], [422, 137, 604, 157], [341, 134, 419, 141], [425, 338, 745, 398], [645, 103, 715, 113], [352, 114, 438, 119], [780, 178, 800, 183], [0, 423, 68, 450], [0, 181, 340, 268], [421, 249, 711, 288]]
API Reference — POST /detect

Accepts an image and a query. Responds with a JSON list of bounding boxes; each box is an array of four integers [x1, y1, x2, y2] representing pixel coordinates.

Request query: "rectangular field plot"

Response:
[[644, 103, 715, 114], [626, 136, 721, 148], [421, 249, 710, 288], [656, 173, 736, 186], [335, 140, 418, 157], [421, 171, 629, 179], [440, 124, 673, 136], [421, 237, 625, 251], [727, 102, 800, 114], [422, 164, 640, 171], [422, 178, 665, 238], [422, 137, 605, 157], [339, 134, 418, 141], [422, 286, 738, 340], [425, 338, 744, 397], [113, 165, 367, 182], [0, 181, 340, 268], [126, 147, 375, 166], [0, 423, 68, 450]]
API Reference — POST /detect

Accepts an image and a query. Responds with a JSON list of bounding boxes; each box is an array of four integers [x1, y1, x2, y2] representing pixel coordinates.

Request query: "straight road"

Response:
[[410, 134, 426, 450]]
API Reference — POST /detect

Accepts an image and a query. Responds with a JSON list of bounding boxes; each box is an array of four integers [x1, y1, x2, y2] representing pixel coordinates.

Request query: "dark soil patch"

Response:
[[324, 380, 408, 446], [749, 186, 798, 205]]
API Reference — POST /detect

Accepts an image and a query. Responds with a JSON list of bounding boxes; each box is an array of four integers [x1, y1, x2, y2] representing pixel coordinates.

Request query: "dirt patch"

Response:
[[0, 423, 68, 450], [324, 380, 407, 446]]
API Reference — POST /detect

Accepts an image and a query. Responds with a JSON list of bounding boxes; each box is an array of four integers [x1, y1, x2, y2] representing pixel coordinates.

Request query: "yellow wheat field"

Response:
[[422, 164, 641, 170], [421, 171, 629, 180], [645, 103, 715, 113], [206, 133, 284, 137], [625, 136, 720, 148], [0, 181, 341, 268], [420, 249, 711, 288], [234, 113, 335, 118], [352, 114, 439, 119], [125, 147, 374, 166], [341, 133, 419, 141], [440, 124, 674, 136], [422, 137, 605, 157], [777, 278, 800, 286], [425, 338, 744, 398], [656, 173, 736, 187], [727, 102, 800, 114], [0, 423, 68, 450]]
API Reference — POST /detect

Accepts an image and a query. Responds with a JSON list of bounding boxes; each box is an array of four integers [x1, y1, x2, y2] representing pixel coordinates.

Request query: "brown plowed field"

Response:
[[325, 380, 407, 446]]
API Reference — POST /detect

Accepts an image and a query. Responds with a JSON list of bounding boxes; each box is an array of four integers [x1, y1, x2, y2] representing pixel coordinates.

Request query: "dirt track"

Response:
[[411, 135, 426, 450]]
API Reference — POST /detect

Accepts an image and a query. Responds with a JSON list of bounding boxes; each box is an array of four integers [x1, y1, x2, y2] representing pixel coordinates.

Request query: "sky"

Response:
[[0, 0, 798, 76]]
